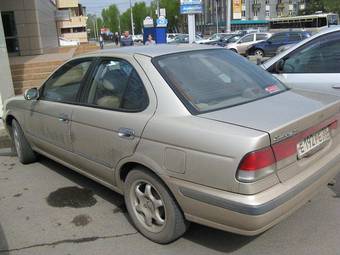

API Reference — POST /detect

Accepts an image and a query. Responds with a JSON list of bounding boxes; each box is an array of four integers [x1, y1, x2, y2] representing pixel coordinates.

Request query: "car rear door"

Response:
[[69, 56, 156, 184], [268, 31, 340, 95], [26, 58, 94, 160]]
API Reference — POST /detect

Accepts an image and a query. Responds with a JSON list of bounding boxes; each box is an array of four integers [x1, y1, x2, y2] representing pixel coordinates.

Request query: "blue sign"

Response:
[[180, 4, 203, 14], [156, 16, 168, 27]]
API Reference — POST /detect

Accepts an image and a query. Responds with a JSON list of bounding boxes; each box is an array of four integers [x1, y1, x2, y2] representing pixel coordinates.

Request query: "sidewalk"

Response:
[[0, 121, 11, 149]]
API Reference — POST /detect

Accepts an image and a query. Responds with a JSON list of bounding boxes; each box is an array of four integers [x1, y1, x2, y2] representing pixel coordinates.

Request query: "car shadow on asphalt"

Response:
[[38, 155, 258, 252], [0, 223, 9, 255], [183, 223, 257, 253], [38, 156, 132, 224]]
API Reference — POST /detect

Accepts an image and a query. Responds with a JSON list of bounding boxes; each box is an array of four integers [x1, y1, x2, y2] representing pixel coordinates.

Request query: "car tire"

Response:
[[12, 119, 37, 164], [254, 49, 264, 57], [124, 168, 189, 244], [230, 48, 238, 53]]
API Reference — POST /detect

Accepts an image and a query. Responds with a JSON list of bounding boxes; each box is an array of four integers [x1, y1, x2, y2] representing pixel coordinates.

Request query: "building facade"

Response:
[[0, 0, 59, 56], [202, 0, 307, 28], [56, 0, 88, 43]]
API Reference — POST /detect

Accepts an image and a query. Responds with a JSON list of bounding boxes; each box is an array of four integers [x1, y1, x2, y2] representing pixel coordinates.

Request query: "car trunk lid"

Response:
[[199, 89, 340, 182]]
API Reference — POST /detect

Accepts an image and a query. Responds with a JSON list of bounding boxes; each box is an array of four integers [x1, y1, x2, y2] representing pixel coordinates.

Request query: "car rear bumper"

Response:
[[166, 149, 340, 236]]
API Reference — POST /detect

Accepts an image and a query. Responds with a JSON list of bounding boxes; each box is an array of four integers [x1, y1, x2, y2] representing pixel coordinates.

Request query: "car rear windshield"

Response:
[[153, 49, 287, 114]]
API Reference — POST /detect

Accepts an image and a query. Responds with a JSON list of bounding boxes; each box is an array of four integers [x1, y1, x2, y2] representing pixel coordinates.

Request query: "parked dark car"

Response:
[[246, 31, 311, 57], [213, 34, 242, 47]]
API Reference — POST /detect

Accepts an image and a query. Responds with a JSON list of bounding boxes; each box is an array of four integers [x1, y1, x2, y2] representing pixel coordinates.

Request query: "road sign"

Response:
[[156, 16, 168, 27], [180, 0, 203, 14]]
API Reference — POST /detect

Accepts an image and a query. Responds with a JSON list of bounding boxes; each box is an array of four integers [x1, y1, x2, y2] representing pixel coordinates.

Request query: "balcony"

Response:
[[277, 3, 285, 10], [58, 16, 87, 29], [61, 32, 88, 43], [252, 3, 261, 11], [57, 0, 79, 9]]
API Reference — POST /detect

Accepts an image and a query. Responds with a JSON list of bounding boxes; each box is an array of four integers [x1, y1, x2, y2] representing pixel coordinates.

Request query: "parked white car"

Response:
[[225, 33, 272, 55], [59, 37, 80, 47], [262, 26, 340, 95]]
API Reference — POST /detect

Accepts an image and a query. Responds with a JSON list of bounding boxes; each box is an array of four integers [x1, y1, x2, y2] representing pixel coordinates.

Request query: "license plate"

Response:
[[297, 128, 331, 159]]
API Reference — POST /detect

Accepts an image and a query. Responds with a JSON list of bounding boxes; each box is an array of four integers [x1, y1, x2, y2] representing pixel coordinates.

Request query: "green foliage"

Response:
[[101, 4, 120, 33], [305, 0, 340, 15]]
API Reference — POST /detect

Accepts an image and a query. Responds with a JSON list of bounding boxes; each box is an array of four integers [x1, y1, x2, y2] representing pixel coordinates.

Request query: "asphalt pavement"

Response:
[[0, 151, 340, 255]]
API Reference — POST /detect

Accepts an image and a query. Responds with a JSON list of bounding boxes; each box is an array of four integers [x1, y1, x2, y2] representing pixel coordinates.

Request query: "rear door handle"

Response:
[[58, 113, 69, 123], [118, 128, 135, 140], [332, 85, 340, 89]]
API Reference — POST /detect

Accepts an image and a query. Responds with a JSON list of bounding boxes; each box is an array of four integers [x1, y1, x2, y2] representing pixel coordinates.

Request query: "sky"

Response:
[[81, 0, 152, 16]]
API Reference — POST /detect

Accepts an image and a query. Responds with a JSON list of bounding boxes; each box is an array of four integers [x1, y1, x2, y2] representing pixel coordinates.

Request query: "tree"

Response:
[[86, 14, 104, 39], [150, 0, 182, 32], [101, 4, 120, 33], [304, 0, 340, 15], [120, 2, 150, 34]]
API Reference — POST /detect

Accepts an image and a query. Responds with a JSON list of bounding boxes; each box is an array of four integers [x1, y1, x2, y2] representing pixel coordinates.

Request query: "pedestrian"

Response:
[[120, 31, 134, 47], [99, 34, 104, 49], [145, 34, 156, 45], [114, 32, 119, 46]]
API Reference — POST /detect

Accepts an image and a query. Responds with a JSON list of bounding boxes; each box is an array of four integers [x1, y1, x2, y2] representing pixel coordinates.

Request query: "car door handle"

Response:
[[118, 128, 135, 140], [332, 85, 340, 89], [58, 114, 69, 123]]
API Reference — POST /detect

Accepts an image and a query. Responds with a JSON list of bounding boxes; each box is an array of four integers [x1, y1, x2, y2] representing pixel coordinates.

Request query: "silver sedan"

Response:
[[3, 45, 340, 244]]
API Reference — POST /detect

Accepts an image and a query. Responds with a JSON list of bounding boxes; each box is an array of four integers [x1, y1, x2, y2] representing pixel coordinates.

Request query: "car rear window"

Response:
[[153, 49, 287, 114]]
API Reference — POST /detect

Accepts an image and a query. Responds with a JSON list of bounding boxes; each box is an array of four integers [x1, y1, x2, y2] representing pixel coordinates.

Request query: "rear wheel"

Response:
[[254, 49, 264, 57], [124, 168, 188, 244], [229, 48, 238, 53], [12, 120, 37, 164]]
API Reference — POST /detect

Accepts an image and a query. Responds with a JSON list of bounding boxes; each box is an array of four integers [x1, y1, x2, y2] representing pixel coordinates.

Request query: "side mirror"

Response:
[[275, 59, 285, 73], [24, 88, 39, 100]]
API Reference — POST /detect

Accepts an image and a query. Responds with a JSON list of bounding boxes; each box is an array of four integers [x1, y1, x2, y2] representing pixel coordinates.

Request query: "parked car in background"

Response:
[[167, 33, 181, 43], [59, 37, 80, 47], [262, 26, 340, 95], [4, 45, 340, 244], [246, 31, 311, 57], [204, 33, 242, 47], [132, 34, 143, 43], [276, 43, 295, 54], [195, 33, 230, 44], [169, 34, 202, 44], [225, 33, 272, 55]]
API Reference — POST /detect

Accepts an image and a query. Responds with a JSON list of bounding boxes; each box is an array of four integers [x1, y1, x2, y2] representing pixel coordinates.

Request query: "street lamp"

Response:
[[215, 0, 219, 34]]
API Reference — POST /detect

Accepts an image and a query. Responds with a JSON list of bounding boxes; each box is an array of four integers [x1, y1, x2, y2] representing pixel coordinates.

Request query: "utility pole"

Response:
[[156, 0, 160, 17], [215, 0, 219, 34], [226, 0, 231, 32], [129, 0, 135, 36]]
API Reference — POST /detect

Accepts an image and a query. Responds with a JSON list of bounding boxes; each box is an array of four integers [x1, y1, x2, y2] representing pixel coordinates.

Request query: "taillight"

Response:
[[237, 119, 339, 183], [237, 147, 276, 183]]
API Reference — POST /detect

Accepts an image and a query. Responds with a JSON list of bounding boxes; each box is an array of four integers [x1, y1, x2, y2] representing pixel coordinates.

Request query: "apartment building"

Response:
[[202, 0, 307, 28], [0, 0, 58, 56], [56, 0, 88, 43]]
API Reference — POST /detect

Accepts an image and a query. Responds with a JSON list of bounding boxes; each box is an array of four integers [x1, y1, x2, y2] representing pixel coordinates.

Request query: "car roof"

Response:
[[262, 25, 340, 69], [79, 44, 221, 59]]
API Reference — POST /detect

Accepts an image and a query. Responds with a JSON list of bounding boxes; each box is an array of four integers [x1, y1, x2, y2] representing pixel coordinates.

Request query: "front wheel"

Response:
[[124, 168, 189, 244], [254, 49, 264, 57], [12, 120, 37, 164]]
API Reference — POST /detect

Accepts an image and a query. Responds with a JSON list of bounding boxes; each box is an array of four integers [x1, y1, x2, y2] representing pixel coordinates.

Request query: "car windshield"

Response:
[[209, 34, 220, 40], [153, 49, 287, 114]]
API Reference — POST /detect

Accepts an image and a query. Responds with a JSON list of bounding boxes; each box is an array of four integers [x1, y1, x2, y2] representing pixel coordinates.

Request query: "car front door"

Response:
[[237, 34, 255, 54], [268, 31, 340, 95], [69, 57, 156, 184], [25, 58, 93, 160], [265, 33, 287, 56]]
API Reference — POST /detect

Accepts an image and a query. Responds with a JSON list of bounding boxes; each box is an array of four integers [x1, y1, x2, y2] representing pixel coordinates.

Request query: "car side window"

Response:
[[282, 32, 340, 73], [86, 59, 148, 111], [41, 59, 92, 103], [256, 34, 269, 41], [268, 33, 286, 43], [240, 34, 254, 43], [288, 33, 301, 42]]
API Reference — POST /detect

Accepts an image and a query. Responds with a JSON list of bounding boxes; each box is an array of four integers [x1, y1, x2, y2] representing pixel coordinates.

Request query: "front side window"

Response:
[[41, 59, 92, 102], [282, 32, 340, 73], [240, 34, 254, 43], [86, 59, 148, 111], [153, 49, 287, 114]]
